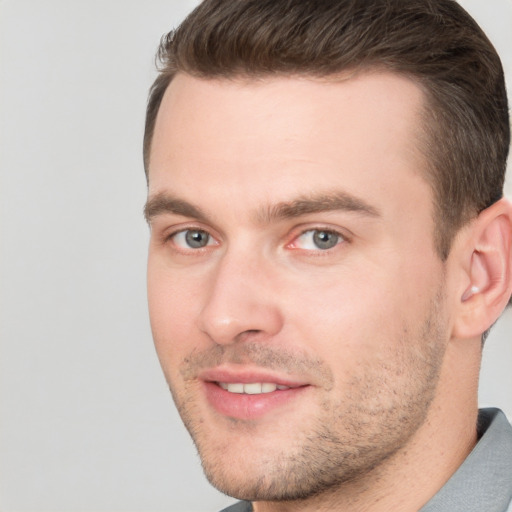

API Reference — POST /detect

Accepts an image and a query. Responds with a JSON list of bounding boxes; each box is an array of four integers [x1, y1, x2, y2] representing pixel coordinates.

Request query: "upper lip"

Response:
[[198, 366, 310, 388]]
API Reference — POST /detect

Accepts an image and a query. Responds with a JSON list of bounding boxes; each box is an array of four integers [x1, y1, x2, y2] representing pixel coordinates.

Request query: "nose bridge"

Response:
[[198, 244, 283, 344]]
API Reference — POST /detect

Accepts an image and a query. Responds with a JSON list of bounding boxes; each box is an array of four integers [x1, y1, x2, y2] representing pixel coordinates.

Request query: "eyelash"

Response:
[[287, 228, 347, 252], [165, 227, 218, 254], [163, 225, 349, 255]]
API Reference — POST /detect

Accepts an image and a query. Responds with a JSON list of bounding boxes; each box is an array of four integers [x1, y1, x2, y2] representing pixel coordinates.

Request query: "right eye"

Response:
[[171, 229, 215, 249]]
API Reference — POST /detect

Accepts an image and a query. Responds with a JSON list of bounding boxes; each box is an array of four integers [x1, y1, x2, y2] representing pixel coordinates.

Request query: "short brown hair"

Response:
[[143, 0, 509, 259]]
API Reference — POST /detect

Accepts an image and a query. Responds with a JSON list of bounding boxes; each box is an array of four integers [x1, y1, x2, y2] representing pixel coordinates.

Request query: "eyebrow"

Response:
[[144, 191, 380, 224], [259, 192, 380, 223], [144, 193, 208, 223]]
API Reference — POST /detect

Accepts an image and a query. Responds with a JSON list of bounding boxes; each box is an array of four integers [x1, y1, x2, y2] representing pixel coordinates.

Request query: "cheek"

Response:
[[283, 258, 434, 360], [147, 263, 205, 371], [283, 273, 445, 415]]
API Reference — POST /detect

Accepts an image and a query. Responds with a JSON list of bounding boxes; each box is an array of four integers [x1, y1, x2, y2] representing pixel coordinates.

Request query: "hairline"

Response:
[[144, 66, 454, 258], [145, 65, 426, 175]]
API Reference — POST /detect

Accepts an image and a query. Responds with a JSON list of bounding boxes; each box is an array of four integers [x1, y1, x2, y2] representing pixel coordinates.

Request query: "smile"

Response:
[[199, 370, 311, 419], [218, 382, 291, 394]]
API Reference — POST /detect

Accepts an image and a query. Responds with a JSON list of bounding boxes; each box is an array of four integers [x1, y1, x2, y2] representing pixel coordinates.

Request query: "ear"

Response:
[[452, 198, 512, 339]]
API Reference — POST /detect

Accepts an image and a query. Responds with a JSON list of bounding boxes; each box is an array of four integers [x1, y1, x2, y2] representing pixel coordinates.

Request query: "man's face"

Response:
[[146, 72, 451, 500]]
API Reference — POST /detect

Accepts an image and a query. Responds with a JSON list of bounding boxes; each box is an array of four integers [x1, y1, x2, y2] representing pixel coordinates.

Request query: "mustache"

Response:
[[179, 342, 334, 387]]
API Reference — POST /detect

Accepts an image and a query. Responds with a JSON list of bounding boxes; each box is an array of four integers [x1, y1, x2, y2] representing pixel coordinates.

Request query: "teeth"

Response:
[[226, 383, 244, 393], [244, 383, 263, 394], [218, 382, 291, 394], [262, 383, 278, 393]]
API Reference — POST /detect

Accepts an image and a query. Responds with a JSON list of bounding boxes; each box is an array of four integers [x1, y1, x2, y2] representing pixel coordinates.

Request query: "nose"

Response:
[[197, 250, 284, 345]]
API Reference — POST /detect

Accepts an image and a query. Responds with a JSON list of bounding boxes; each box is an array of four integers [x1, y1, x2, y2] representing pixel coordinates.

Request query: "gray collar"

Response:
[[420, 408, 512, 512], [222, 409, 512, 512]]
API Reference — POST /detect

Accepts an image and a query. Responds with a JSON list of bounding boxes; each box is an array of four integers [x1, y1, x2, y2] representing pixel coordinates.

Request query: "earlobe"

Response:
[[452, 198, 512, 339]]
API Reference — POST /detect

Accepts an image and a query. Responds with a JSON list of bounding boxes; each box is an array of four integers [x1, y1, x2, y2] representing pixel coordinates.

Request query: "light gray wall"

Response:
[[0, 1, 510, 511]]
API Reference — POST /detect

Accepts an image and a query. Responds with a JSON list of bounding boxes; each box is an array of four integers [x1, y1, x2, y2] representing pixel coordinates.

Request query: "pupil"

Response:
[[313, 230, 338, 249], [186, 230, 209, 248]]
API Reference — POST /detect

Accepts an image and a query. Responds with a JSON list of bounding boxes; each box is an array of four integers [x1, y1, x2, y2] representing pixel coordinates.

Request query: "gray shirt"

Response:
[[220, 408, 512, 512]]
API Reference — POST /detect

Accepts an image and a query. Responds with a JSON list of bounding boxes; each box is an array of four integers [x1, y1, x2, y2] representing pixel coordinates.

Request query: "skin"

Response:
[[146, 72, 484, 511]]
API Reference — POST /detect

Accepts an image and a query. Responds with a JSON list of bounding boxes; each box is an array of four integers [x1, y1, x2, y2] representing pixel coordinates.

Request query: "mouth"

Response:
[[217, 382, 292, 394], [199, 369, 310, 420]]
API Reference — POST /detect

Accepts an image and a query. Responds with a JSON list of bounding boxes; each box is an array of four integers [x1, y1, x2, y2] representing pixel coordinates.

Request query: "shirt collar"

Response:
[[420, 408, 512, 512]]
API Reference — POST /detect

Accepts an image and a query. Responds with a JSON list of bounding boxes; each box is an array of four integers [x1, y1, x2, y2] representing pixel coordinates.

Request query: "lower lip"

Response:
[[203, 381, 308, 420]]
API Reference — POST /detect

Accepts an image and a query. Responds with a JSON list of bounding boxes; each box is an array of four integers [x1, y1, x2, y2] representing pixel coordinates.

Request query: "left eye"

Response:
[[293, 229, 344, 250], [171, 229, 215, 249]]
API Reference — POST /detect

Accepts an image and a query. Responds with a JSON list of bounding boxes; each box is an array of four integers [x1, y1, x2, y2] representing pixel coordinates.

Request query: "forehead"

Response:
[[148, 72, 430, 220]]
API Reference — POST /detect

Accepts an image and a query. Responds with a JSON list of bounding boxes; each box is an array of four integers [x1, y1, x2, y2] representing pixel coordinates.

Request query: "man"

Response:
[[143, 1, 512, 510]]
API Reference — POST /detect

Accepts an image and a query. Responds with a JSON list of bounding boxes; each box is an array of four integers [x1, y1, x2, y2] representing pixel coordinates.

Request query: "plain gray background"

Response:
[[0, 1, 510, 511]]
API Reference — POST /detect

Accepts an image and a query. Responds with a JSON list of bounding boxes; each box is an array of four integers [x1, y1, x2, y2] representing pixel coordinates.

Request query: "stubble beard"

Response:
[[169, 294, 447, 503]]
